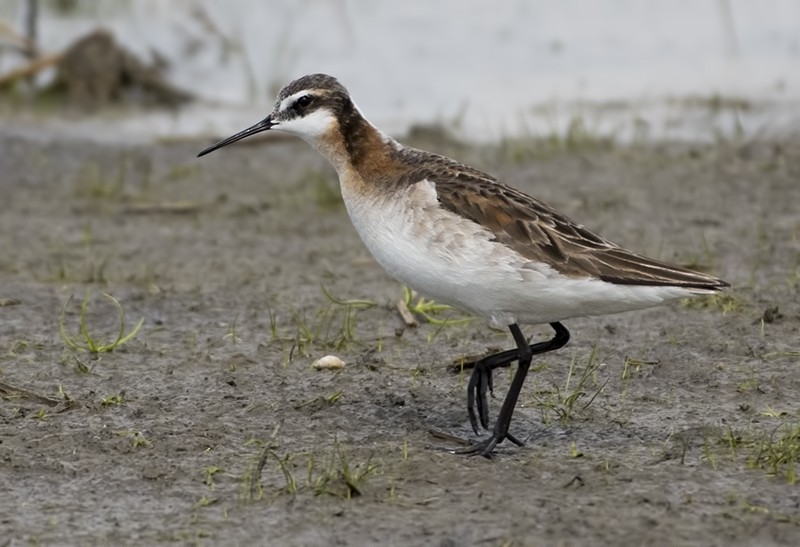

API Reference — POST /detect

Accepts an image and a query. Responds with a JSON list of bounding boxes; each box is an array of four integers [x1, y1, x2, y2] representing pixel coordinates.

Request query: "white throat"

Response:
[[273, 108, 337, 144]]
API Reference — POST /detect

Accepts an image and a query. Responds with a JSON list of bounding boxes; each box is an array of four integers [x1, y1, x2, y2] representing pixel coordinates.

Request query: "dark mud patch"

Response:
[[1, 132, 799, 545]]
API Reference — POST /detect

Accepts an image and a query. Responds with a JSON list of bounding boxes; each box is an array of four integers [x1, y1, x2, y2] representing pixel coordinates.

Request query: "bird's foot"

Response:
[[451, 430, 524, 458]]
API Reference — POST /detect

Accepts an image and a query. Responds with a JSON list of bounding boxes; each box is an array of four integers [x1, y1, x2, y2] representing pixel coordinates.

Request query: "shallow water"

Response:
[[0, 0, 798, 141]]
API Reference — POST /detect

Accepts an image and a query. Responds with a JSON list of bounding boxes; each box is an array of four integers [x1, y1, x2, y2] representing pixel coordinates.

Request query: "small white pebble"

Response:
[[311, 355, 346, 370]]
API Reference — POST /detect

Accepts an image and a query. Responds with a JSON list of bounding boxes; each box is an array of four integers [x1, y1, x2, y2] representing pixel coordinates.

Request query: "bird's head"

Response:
[[197, 73, 352, 157]]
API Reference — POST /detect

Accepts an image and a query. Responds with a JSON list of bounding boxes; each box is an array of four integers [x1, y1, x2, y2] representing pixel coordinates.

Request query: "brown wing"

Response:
[[412, 155, 728, 290]]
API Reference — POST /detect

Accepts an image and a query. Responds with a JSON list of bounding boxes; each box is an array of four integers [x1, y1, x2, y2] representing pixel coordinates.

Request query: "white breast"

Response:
[[340, 178, 700, 327]]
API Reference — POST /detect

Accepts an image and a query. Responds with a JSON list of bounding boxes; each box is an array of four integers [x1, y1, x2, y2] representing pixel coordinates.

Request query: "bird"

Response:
[[198, 73, 729, 457]]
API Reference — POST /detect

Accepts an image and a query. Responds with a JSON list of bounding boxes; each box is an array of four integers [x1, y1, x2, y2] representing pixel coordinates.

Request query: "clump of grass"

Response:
[[271, 451, 299, 495], [747, 424, 800, 484], [61, 350, 96, 374], [59, 293, 144, 354], [700, 420, 799, 484], [131, 432, 150, 449], [203, 466, 225, 491], [222, 313, 242, 344], [531, 342, 608, 424], [32, 408, 49, 420], [100, 393, 125, 406], [402, 286, 473, 326], [558, 115, 617, 152], [621, 357, 659, 380], [679, 94, 752, 113], [498, 108, 616, 164], [241, 438, 270, 501], [114, 430, 151, 449], [294, 390, 342, 410], [303, 442, 379, 499], [736, 376, 760, 394], [409, 364, 427, 385], [681, 292, 744, 314], [268, 287, 376, 364], [243, 437, 380, 500]]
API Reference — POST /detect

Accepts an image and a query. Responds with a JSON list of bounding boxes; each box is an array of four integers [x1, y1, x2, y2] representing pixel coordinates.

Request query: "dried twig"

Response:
[[0, 380, 77, 411], [0, 51, 62, 87], [395, 298, 418, 328]]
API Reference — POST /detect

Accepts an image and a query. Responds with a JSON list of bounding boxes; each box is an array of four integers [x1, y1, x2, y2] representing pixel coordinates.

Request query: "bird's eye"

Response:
[[295, 95, 312, 109]]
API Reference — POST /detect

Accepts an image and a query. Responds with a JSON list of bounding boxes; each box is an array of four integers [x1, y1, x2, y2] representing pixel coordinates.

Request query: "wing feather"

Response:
[[407, 154, 728, 290]]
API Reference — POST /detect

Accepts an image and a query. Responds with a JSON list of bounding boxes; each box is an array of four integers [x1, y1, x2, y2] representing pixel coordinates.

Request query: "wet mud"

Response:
[[1, 131, 799, 545]]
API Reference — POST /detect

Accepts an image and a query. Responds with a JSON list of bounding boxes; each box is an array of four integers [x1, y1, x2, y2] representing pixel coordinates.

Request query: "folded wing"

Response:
[[427, 164, 728, 291]]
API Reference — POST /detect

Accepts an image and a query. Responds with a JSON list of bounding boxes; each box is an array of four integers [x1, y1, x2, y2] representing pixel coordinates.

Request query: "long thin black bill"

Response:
[[197, 115, 274, 157]]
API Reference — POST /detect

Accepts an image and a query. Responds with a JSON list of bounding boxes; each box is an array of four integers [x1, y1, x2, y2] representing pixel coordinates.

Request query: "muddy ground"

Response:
[[0, 124, 799, 546]]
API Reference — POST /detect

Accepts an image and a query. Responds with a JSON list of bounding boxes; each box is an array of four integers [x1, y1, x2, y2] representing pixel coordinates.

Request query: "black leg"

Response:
[[466, 322, 570, 434], [461, 347, 526, 434], [456, 322, 570, 457], [467, 347, 514, 433]]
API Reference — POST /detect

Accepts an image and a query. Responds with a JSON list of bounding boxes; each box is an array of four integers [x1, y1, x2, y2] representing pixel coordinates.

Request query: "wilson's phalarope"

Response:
[[198, 74, 729, 457]]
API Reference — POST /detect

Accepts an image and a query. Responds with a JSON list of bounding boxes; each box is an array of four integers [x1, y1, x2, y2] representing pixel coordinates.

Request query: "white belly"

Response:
[[342, 179, 698, 327]]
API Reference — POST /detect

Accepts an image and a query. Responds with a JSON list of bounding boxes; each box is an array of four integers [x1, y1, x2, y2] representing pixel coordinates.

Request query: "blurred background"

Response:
[[0, 0, 798, 143]]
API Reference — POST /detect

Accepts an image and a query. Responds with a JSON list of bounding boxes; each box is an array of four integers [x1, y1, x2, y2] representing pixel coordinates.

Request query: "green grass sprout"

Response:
[[402, 286, 474, 326], [60, 293, 144, 354]]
